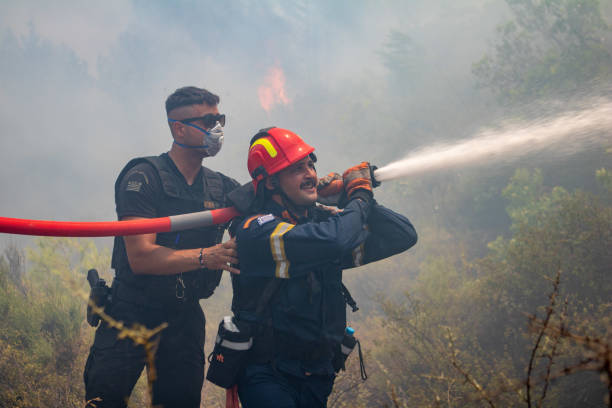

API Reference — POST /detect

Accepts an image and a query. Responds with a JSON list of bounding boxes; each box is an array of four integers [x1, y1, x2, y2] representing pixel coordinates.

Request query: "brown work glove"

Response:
[[317, 172, 344, 206], [342, 162, 373, 201]]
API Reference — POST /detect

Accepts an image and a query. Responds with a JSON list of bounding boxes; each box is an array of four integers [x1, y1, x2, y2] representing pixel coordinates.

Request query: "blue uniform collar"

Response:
[[262, 198, 315, 225]]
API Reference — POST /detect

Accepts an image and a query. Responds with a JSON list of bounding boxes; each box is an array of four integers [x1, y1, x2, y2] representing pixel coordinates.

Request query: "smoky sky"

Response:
[[0, 0, 510, 242]]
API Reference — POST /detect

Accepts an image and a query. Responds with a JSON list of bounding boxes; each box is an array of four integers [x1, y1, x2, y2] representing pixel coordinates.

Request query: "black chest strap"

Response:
[[255, 279, 283, 317], [341, 283, 359, 313]]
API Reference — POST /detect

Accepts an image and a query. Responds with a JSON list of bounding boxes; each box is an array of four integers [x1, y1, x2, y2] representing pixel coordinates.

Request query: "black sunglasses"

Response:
[[181, 113, 226, 128]]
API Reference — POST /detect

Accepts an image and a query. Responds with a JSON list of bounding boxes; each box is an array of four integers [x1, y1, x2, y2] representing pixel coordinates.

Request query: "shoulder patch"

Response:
[[125, 180, 142, 192], [125, 170, 149, 193], [257, 214, 276, 226], [126, 170, 150, 184], [124, 170, 150, 193]]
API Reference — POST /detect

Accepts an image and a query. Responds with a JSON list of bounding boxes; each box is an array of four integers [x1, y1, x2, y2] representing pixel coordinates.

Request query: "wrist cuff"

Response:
[[349, 189, 373, 204]]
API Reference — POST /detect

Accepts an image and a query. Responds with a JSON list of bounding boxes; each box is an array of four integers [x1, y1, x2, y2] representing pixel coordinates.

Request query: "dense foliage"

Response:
[[0, 239, 151, 407], [472, 0, 612, 103]]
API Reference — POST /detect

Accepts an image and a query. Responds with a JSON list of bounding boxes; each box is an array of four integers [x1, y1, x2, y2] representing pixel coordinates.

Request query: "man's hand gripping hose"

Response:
[[317, 162, 380, 207], [343, 161, 379, 202]]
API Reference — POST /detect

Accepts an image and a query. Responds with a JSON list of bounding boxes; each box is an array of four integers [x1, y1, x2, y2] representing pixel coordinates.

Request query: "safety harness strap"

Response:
[[255, 279, 283, 317], [341, 283, 359, 312]]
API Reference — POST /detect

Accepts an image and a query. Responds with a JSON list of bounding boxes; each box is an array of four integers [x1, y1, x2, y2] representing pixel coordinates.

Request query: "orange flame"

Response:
[[258, 66, 290, 112]]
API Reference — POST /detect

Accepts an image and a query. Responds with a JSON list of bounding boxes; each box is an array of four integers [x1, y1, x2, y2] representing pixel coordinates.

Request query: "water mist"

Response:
[[374, 99, 612, 182]]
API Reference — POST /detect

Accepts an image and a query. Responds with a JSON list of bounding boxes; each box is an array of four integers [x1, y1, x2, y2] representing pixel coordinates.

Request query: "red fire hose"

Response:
[[0, 207, 241, 237]]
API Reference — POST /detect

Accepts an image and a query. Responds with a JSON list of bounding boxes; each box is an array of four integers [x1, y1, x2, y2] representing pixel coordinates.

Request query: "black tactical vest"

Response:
[[111, 154, 234, 306]]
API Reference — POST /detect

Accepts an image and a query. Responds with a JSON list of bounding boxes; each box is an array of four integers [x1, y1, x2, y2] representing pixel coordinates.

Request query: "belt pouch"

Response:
[[206, 316, 253, 388], [333, 330, 357, 371]]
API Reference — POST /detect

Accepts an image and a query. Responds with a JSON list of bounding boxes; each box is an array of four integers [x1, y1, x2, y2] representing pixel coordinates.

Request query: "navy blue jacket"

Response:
[[232, 196, 417, 376]]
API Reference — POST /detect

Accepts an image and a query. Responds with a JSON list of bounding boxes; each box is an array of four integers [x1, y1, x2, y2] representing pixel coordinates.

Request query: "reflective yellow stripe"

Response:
[[250, 138, 278, 158], [352, 242, 365, 267], [352, 225, 368, 267], [270, 222, 294, 278]]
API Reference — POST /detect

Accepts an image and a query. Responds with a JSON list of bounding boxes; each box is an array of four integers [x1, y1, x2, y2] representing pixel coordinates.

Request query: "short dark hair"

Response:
[[165, 86, 220, 114]]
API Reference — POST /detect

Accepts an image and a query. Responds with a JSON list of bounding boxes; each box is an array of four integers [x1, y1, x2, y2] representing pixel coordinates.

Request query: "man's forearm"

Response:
[[127, 244, 201, 276], [122, 218, 239, 275]]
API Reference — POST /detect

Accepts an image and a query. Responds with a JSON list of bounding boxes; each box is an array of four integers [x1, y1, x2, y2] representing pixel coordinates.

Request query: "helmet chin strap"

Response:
[[269, 176, 313, 221], [280, 190, 314, 221]]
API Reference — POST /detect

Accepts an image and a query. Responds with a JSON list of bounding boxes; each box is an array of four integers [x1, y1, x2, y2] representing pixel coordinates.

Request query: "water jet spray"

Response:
[[373, 100, 612, 182]]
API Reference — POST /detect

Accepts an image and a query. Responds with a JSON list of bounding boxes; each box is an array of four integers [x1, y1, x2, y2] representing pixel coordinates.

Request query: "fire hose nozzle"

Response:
[[370, 164, 381, 188]]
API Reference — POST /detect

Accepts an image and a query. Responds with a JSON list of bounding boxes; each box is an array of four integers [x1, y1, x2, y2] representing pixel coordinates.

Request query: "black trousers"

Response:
[[83, 298, 206, 408], [238, 363, 335, 408]]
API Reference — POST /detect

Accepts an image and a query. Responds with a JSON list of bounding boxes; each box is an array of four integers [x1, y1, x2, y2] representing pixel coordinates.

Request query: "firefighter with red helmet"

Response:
[[228, 127, 417, 407]]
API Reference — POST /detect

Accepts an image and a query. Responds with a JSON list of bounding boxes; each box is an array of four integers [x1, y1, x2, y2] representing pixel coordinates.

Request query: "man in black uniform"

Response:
[[228, 127, 417, 407], [84, 86, 240, 407]]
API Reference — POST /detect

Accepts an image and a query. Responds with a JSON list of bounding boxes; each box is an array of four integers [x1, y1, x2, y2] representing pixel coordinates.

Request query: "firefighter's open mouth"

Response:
[[300, 179, 315, 190]]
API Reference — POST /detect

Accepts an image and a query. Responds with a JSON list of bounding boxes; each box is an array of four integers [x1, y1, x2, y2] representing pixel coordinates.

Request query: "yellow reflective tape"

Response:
[[250, 138, 278, 158], [270, 222, 294, 278], [352, 242, 365, 267]]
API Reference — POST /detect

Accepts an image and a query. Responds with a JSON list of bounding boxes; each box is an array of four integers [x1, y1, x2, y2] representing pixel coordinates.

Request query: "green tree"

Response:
[[378, 30, 424, 91], [473, 0, 612, 102], [596, 167, 612, 194]]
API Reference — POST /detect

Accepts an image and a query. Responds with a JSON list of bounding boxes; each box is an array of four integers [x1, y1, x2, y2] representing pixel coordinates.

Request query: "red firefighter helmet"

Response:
[[248, 127, 315, 191]]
